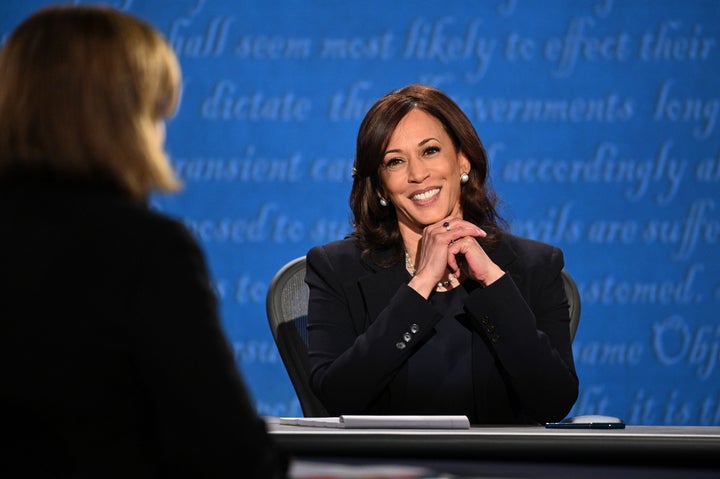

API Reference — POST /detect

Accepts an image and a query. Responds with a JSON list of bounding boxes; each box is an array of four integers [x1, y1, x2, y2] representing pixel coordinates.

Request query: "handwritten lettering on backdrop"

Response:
[[2, 0, 717, 424]]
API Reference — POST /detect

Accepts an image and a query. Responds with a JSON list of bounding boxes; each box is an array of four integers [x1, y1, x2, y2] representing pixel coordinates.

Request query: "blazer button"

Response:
[[491, 334, 501, 343], [403, 332, 412, 342], [410, 323, 420, 333], [396, 341, 406, 350]]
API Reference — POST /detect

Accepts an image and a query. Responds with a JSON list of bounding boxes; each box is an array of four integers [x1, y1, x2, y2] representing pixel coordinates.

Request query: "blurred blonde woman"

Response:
[[0, 6, 286, 478]]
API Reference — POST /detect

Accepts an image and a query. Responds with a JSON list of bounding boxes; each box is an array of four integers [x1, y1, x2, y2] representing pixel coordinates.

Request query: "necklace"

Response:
[[405, 251, 457, 291]]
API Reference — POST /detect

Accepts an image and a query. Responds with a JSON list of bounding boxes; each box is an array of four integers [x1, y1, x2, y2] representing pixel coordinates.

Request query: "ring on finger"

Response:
[[443, 221, 451, 231]]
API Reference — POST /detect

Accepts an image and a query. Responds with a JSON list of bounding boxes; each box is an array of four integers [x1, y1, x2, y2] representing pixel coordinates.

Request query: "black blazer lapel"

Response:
[[488, 236, 522, 289], [350, 237, 521, 326], [357, 260, 410, 325]]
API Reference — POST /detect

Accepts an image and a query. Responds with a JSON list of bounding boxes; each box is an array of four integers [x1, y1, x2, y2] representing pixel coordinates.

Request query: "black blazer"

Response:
[[306, 234, 579, 424], [0, 172, 286, 478]]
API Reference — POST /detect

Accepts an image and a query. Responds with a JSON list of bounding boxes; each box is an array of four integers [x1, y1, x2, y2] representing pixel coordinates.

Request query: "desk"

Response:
[[267, 419, 720, 477]]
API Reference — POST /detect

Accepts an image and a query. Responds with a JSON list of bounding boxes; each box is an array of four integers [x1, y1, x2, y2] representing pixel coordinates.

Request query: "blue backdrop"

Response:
[[2, 0, 719, 425]]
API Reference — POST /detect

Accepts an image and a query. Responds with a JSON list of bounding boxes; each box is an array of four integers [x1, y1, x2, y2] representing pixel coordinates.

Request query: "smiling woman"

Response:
[[377, 108, 478, 295], [305, 84, 579, 425]]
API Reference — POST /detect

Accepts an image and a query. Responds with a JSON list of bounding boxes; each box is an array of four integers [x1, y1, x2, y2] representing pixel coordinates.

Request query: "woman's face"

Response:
[[378, 108, 470, 237]]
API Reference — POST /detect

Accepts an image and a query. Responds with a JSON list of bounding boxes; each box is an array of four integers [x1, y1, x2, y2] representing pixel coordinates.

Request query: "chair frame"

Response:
[[561, 269, 581, 342], [266, 256, 328, 417]]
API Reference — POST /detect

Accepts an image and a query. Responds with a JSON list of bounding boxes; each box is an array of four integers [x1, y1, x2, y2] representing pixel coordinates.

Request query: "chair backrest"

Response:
[[266, 256, 582, 416], [265, 256, 328, 417], [561, 269, 581, 342]]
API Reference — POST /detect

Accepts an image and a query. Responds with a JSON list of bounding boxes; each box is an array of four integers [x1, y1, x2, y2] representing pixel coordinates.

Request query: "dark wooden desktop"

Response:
[[267, 419, 720, 477]]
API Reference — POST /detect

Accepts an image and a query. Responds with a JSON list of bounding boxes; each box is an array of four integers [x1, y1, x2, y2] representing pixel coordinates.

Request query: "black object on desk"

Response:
[[546, 414, 626, 429]]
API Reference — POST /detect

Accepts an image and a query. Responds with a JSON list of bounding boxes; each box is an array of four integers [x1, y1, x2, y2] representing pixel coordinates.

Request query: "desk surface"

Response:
[[267, 418, 720, 468]]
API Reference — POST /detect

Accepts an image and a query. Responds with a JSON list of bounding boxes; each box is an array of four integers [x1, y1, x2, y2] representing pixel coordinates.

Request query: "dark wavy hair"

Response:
[[349, 84, 507, 266]]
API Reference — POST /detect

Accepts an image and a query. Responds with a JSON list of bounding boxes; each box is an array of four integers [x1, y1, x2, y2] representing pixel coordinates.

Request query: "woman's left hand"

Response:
[[446, 224, 505, 286]]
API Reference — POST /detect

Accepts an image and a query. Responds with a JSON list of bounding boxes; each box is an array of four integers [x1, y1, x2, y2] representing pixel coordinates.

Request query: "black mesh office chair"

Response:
[[266, 255, 582, 417], [562, 268, 581, 342], [265, 256, 328, 417]]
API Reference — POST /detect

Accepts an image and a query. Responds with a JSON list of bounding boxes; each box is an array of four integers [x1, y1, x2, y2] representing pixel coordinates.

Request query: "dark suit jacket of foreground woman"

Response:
[[306, 234, 579, 425], [0, 170, 286, 478]]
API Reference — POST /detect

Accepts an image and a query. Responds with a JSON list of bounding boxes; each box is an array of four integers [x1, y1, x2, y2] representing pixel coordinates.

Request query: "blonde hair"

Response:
[[0, 5, 182, 199]]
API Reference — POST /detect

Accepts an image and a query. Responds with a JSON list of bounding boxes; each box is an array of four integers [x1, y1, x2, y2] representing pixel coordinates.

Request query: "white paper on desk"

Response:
[[278, 415, 470, 429]]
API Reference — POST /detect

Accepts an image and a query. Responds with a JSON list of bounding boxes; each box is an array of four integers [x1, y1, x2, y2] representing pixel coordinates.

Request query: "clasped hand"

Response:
[[408, 217, 505, 298]]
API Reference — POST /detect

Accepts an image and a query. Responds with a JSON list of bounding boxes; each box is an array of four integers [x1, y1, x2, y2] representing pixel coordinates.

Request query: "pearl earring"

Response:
[[460, 172, 470, 184], [379, 198, 388, 207]]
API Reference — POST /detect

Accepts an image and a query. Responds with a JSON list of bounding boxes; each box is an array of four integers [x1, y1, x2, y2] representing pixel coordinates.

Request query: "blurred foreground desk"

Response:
[[267, 419, 720, 477]]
